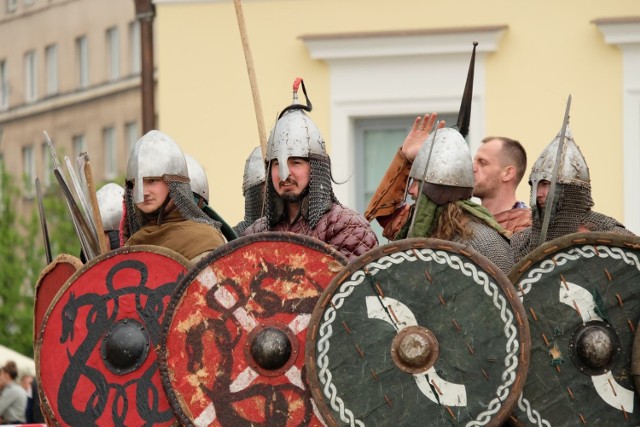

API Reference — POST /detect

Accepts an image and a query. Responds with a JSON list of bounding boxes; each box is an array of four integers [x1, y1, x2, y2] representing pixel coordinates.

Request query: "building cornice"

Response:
[[0, 75, 142, 124], [299, 25, 507, 61], [593, 16, 640, 46]]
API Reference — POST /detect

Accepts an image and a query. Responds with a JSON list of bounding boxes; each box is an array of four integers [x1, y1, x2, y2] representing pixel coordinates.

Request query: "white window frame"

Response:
[[0, 59, 8, 110], [107, 26, 120, 80], [103, 127, 117, 180], [300, 27, 506, 208], [129, 21, 141, 74], [45, 44, 58, 95], [24, 50, 37, 103], [595, 18, 640, 234], [76, 35, 89, 88]]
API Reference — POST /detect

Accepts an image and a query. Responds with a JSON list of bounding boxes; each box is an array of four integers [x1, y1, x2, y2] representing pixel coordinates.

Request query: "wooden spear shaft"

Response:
[[233, 0, 267, 159]]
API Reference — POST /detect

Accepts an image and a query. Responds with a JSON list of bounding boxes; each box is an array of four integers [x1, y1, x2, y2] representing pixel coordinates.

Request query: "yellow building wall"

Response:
[[155, 0, 640, 227]]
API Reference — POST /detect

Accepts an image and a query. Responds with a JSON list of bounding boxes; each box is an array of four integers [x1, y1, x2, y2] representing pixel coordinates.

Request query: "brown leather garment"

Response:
[[244, 203, 378, 261], [493, 207, 532, 236]]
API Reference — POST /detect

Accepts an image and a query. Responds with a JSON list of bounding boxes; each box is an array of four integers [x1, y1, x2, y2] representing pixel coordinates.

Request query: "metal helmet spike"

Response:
[[243, 146, 266, 195], [454, 42, 478, 139], [266, 78, 327, 182], [185, 154, 209, 202], [126, 130, 189, 204], [96, 183, 124, 231]]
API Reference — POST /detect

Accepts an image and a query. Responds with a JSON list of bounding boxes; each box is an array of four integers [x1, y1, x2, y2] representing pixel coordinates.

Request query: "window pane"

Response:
[[125, 121, 138, 156], [23, 145, 35, 194], [45, 44, 58, 95], [24, 50, 37, 103], [76, 36, 89, 88], [72, 134, 85, 158], [107, 27, 120, 80], [129, 21, 141, 74], [103, 127, 117, 179], [0, 59, 7, 109], [41, 143, 52, 188]]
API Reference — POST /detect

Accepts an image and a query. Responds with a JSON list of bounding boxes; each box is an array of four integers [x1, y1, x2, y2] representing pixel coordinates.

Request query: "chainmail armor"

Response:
[[457, 219, 514, 274], [265, 155, 337, 230], [235, 183, 265, 235], [512, 183, 633, 262], [124, 180, 220, 236]]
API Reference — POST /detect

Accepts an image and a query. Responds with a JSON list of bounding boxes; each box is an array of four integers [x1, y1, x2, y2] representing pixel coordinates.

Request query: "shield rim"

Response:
[[159, 231, 348, 427], [34, 253, 83, 339], [508, 231, 640, 283], [35, 244, 191, 426], [507, 231, 640, 426], [305, 237, 531, 427]]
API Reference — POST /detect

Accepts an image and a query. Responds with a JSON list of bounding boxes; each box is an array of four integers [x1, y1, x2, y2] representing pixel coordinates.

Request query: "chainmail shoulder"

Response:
[[582, 211, 635, 235], [510, 227, 533, 264], [462, 220, 514, 274], [242, 217, 269, 236]]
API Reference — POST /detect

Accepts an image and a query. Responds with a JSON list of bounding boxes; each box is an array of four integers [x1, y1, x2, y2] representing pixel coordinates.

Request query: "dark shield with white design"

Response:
[[159, 232, 347, 427], [508, 232, 640, 426], [36, 245, 191, 426], [306, 238, 530, 427]]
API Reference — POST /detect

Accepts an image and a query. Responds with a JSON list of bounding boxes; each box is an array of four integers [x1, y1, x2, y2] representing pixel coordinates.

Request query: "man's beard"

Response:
[[281, 193, 304, 203]]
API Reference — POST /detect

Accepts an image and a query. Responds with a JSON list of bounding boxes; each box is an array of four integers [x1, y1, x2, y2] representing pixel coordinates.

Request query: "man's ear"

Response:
[[502, 165, 516, 182]]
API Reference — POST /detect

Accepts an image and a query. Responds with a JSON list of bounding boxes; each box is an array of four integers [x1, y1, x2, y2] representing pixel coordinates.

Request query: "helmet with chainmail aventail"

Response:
[[96, 183, 124, 232], [185, 153, 210, 203], [526, 123, 593, 245], [235, 146, 266, 235], [124, 130, 218, 236], [264, 78, 337, 229]]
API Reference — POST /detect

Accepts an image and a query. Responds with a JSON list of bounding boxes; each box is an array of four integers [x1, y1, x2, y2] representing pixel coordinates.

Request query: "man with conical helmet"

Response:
[[122, 130, 225, 262], [365, 113, 514, 274], [234, 146, 265, 236], [511, 122, 634, 263], [242, 78, 378, 260]]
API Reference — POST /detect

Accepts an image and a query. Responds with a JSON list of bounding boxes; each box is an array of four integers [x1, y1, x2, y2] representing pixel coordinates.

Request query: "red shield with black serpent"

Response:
[[36, 245, 191, 426], [159, 232, 347, 427]]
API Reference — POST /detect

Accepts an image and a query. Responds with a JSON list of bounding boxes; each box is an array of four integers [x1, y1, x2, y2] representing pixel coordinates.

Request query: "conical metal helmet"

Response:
[[242, 146, 266, 195], [409, 127, 475, 189], [529, 124, 590, 205], [96, 183, 124, 231], [126, 130, 189, 203], [266, 78, 327, 181], [185, 154, 209, 202]]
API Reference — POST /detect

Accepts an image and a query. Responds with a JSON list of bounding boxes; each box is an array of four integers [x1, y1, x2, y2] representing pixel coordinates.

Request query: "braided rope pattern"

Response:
[[315, 248, 520, 426], [515, 244, 640, 426]]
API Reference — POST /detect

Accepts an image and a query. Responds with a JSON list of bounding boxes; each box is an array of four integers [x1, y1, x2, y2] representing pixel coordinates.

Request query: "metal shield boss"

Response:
[[36, 246, 191, 426], [508, 232, 640, 426], [159, 232, 347, 427], [306, 238, 530, 426]]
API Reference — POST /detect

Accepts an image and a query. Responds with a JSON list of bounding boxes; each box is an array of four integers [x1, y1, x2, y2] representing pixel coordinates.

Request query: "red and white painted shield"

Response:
[[36, 245, 191, 426], [160, 232, 347, 427]]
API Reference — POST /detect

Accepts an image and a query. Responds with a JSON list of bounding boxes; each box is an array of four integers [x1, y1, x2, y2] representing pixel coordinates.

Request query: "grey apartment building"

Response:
[[0, 0, 147, 214]]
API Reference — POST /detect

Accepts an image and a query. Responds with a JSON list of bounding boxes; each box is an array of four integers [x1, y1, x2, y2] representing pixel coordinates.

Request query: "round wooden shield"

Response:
[[36, 245, 191, 426], [306, 238, 530, 427], [34, 254, 83, 340], [507, 232, 640, 426], [160, 232, 347, 427]]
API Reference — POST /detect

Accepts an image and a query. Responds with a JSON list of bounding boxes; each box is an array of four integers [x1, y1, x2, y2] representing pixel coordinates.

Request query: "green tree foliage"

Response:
[[0, 161, 82, 357], [0, 163, 38, 356]]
